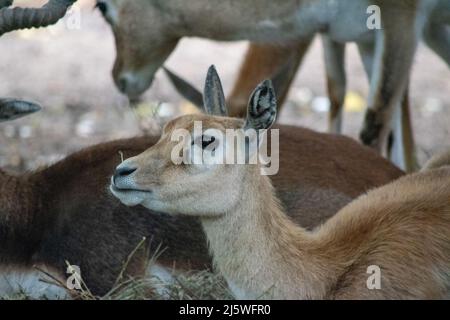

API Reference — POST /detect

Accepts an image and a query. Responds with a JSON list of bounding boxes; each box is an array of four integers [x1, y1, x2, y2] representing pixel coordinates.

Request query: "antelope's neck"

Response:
[[200, 170, 330, 299], [171, 0, 321, 42], [0, 171, 47, 266]]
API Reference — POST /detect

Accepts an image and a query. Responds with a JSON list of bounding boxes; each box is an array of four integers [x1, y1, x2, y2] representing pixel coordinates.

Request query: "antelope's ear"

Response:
[[203, 65, 228, 116], [163, 67, 204, 109], [244, 80, 277, 131], [0, 99, 41, 122]]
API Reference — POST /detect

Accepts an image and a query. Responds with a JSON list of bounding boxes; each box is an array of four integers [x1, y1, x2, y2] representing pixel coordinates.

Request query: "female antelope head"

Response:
[[110, 66, 277, 216], [96, 0, 180, 100]]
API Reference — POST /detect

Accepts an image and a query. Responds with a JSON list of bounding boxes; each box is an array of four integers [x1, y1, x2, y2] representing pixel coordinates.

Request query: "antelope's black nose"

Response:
[[113, 166, 137, 184]]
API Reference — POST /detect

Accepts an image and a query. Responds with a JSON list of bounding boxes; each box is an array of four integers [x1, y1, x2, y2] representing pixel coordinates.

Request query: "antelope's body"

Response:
[[199, 161, 450, 299], [203, 157, 450, 299]]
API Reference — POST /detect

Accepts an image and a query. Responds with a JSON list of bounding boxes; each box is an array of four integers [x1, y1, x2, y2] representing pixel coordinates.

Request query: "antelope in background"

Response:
[[0, 98, 402, 298], [111, 66, 450, 299], [229, 0, 449, 129], [236, 0, 450, 170], [97, 0, 448, 171]]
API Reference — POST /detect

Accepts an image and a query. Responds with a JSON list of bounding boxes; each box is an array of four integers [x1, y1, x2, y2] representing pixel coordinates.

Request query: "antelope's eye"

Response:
[[192, 135, 216, 150], [202, 136, 216, 150], [95, 1, 108, 15]]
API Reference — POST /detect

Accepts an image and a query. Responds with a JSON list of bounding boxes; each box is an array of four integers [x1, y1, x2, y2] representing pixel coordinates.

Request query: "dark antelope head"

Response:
[[95, 0, 180, 101]]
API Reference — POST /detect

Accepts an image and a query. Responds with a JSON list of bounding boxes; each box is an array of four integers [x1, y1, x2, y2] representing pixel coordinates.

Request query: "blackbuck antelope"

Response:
[[0, 97, 402, 298], [111, 66, 450, 299], [98, 0, 448, 171]]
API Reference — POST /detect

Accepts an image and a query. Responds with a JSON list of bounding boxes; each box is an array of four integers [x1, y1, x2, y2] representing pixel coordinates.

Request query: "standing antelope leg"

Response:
[[358, 35, 418, 171], [322, 36, 346, 134], [389, 86, 418, 172], [359, 12, 421, 170], [227, 40, 312, 118]]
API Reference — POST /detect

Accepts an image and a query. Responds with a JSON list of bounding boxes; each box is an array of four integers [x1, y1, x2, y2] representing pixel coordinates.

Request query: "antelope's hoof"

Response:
[[360, 110, 383, 148]]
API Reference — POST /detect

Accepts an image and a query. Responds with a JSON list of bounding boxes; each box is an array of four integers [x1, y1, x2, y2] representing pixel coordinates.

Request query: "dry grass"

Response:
[[0, 270, 233, 300], [0, 240, 233, 300]]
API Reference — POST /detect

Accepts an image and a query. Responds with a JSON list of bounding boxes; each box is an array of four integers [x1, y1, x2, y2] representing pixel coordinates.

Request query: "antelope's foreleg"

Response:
[[227, 39, 312, 118], [358, 40, 417, 172], [359, 17, 419, 166], [322, 36, 346, 134]]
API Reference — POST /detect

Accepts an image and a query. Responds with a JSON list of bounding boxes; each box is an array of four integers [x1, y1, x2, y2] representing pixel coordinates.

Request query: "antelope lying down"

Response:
[[111, 67, 450, 299], [0, 99, 207, 298], [0, 97, 401, 298]]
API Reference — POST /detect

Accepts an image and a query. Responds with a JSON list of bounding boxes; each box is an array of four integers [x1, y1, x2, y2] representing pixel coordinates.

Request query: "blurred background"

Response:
[[0, 0, 449, 173]]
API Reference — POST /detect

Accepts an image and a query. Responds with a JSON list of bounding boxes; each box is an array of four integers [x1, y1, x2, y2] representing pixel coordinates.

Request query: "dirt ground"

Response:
[[1, 0, 449, 173]]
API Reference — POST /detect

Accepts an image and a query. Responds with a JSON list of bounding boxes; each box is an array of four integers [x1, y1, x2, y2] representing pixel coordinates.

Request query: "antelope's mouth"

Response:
[[110, 177, 152, 194]]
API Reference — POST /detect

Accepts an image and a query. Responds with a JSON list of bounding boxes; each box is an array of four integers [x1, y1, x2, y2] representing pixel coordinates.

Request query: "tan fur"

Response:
[[117, 113, 450, 299]]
